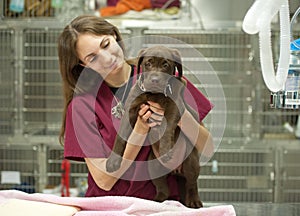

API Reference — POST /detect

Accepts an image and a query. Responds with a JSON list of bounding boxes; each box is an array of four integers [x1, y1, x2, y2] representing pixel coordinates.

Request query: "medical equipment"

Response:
[[270, 7, 300, 109], [243, 0, 290, 94], [243, 0, 300, 110], [9, 0, 24, 13], [270, 51, 300, 109], [244, 0, 300, 140]]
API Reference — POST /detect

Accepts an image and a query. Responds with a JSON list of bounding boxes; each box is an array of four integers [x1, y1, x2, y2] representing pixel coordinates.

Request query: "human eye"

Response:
[[88, 54, 97, 63], [101, 38, 110, 49]]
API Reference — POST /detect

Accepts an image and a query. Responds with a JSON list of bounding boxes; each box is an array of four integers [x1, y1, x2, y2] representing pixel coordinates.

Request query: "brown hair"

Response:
[[57, 15, 125, 145]]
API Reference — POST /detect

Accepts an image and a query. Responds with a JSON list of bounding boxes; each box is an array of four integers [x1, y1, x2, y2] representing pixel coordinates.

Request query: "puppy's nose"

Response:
[[151, 76, 159, 83]]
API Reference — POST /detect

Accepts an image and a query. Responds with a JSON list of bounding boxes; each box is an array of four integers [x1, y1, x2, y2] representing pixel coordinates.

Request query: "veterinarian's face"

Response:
[[76, 33, 125, 77]]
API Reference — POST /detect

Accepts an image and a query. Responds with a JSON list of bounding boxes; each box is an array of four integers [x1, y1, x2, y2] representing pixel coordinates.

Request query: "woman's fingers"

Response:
[[148, 113, 163, 125], [135, 104, 152, 134], [138, 103, 163, 127], [138, 104, 152, 123], [147, 101, 164, 116], [138, 104, 149, 117], [147, 101, 164, 126]]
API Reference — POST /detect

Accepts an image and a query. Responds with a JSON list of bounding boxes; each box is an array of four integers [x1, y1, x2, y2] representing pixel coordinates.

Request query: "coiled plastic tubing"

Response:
[[243, 0, 290, 93]]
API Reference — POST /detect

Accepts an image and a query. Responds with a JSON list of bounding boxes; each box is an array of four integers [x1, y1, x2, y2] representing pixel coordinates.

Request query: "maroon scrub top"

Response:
[[64, 66, 213, 200]]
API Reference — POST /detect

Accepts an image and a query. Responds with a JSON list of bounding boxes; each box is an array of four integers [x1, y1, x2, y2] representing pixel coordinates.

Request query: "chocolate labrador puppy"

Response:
[[106, 45, 202, 208]]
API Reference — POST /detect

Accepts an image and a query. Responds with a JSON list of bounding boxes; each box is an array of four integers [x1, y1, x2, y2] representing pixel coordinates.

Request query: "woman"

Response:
[[57, 14, 214, 201]]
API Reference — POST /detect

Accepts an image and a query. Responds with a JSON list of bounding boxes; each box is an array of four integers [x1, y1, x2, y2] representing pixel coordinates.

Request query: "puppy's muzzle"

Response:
[[138, 74, 173, 97]]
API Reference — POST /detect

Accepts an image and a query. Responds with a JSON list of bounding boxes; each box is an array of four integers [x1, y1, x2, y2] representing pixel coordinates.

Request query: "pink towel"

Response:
[[0, 190, 236, 216]]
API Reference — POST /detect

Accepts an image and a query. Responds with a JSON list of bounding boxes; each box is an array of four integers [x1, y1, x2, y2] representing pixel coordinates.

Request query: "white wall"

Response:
[[190, 0, 254, 29]]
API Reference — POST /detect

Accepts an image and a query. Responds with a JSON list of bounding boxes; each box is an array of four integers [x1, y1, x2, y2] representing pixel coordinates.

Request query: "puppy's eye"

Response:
[[145, 62, 152, 68], [163, 62, 170, 68]]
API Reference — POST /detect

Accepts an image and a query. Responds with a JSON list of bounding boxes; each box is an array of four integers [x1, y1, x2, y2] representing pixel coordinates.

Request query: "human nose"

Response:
[[98, 49, 114, 64]]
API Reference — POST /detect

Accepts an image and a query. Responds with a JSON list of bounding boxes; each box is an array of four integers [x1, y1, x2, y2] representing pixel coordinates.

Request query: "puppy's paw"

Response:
[[185, 199, 203, 208], [106, 154, 122, 173], [154, 191, 169, 202], [185, 195, 203, 208]]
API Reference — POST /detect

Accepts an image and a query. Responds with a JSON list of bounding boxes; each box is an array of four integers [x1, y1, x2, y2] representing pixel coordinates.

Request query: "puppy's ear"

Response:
[[137, 48, 146, 57], [137, 49, 146, 74], [172, 49, 183, 78], [137, 56, 144, 74]]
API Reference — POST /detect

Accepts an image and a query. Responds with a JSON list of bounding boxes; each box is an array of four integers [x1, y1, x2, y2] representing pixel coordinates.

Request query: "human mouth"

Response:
[[106, 60, 118, 70]]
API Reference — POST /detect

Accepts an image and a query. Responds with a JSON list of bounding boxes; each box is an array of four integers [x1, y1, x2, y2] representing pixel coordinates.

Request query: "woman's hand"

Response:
[[147, 101, 164, 125], [134, 101, 165, 134]]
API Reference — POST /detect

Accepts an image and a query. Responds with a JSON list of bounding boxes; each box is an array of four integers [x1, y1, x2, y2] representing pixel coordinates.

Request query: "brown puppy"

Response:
[[106, 45, 202, 208]]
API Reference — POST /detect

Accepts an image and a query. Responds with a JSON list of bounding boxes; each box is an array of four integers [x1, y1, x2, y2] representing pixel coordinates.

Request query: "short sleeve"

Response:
[[64, 95, 111, 161], [184, 77, 214, 121]]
